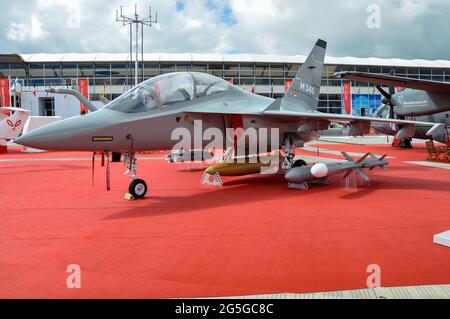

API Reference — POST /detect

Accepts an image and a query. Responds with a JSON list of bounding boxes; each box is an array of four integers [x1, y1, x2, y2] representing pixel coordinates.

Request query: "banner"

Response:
[[78, 78, 89, 114], [0, 78, 10, 107], [342, 82, 352, 115], [284, 80, 293, 92]]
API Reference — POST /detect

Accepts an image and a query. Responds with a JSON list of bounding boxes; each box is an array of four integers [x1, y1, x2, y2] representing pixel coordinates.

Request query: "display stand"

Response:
[[342, 170, 370, 191], [201, 172, 223, 187]]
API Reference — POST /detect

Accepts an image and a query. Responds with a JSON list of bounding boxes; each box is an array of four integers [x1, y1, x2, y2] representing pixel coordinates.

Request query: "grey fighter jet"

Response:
[[15, 39, 443, 199], [333, 71, 450, 147]]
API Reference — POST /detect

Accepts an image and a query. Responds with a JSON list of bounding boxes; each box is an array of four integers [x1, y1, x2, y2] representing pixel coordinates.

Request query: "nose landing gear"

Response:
[[123, 134, 148, 200], [123, 152, 148, 200], [128, 178, 148, 199]]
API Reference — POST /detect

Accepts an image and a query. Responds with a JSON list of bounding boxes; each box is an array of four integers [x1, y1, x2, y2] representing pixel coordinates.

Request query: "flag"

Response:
[[10, 78, 19, 92], [102, 82, 107, 98], [284, 80, 292, 93], [342, 82, 352, 115], [0, 78, 11, 107]]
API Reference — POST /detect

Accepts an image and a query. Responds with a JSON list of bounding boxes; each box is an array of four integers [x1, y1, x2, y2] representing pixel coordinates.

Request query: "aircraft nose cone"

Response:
[[15, 133, 36, 147], [284, 169, 297, 181], [15, 115, 91, 151]]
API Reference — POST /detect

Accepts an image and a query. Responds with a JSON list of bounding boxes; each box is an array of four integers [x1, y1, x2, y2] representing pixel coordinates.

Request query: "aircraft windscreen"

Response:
[[106, 86, 157, 113], [144, 73, 194, 107], [106, 72, 229, 113], [193, 73, 229, 98]]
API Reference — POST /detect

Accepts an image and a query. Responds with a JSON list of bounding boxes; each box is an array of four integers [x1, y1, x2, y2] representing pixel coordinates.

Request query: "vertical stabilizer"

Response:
[[282, 39, 327, 112], [0, 107, 30, 140]]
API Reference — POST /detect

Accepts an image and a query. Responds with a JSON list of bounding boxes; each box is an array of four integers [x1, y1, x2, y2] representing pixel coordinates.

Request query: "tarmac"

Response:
[[0, 137, 449, 298]]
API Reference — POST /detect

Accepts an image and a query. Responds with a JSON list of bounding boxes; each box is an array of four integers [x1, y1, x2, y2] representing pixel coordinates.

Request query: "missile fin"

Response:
[[341, 152, 354, 162], [357, 152, 371, 164], [356, 168, 370, 182]]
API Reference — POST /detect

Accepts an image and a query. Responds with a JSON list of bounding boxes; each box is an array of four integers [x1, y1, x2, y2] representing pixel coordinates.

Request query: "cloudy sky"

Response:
[[1, 0, 449, 60]]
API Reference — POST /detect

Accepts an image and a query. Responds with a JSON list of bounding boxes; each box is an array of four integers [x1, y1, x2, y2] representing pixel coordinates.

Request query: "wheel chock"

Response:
[[124, 193, 135, 201]]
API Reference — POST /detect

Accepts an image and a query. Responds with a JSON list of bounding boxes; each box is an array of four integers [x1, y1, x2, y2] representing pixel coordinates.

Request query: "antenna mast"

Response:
[[116, 3, 158, 87]]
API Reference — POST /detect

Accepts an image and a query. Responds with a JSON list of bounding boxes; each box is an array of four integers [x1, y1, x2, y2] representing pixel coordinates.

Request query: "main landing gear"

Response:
[[392, 137, 412, 149], [281, 137, 296, 170]]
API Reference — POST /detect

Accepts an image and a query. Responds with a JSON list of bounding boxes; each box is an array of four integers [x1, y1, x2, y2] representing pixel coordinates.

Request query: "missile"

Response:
[[285, 162, 355, 184], [285, 152, 389, 189], [205, 154, 284, 177]]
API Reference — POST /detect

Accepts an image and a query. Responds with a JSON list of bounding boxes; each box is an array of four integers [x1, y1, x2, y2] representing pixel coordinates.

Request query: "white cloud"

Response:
[[0, 0, 449, 60], [6, 15, 48, 42]]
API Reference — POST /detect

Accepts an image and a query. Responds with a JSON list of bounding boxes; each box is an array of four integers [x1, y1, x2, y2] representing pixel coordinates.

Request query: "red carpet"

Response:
[[0, 144, 449, 298]]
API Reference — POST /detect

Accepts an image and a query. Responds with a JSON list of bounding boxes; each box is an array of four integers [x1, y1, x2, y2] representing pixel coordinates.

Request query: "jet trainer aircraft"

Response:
[[15, 39, 443, 199], [333, 71, 450, 147]]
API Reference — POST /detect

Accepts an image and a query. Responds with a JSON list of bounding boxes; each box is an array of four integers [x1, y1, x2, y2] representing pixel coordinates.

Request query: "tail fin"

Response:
[[282, 39, 327, 112], [0, 107, 30, 140]]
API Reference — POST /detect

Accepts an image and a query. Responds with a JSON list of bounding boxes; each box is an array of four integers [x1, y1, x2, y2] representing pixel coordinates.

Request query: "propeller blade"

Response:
[[389, 85, 396, 96], [389, 105, 395, 119], [376, 85, 391, 100]]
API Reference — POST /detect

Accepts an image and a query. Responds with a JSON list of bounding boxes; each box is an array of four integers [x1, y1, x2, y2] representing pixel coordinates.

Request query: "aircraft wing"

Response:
[[262, 110, 445, 138], [333, 71, 450, 93]]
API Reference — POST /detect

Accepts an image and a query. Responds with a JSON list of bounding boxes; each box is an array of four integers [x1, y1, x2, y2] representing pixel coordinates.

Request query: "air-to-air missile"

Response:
[[284, 152, 389, 190]]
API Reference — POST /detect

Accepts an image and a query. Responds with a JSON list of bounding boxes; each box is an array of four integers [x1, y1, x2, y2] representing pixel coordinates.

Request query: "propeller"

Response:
[[376, 69, 397, 119]]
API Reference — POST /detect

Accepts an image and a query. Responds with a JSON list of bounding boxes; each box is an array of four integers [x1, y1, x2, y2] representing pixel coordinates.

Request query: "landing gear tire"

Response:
[[400, 138, 412, 149], [128, 179, 148, 199], [292, 160, 307, 168]]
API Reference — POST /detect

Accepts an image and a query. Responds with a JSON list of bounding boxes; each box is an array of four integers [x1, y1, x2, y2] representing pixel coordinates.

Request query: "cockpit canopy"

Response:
[[106, 72, 230, 113]]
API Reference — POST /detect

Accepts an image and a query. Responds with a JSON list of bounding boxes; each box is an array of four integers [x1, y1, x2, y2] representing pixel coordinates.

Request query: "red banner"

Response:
[[0, 78, 10, 107], [342, 82, 352, 115], [284, 80, 293, 93], [78, 78, 89, 114]]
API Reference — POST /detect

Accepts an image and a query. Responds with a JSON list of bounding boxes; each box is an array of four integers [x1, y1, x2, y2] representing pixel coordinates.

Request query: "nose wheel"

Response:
[[128, 179, 148, 199], [123, 150, 148, 200]]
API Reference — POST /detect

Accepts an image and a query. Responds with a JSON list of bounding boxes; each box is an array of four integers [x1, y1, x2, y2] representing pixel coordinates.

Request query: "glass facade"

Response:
[[0, 58, 449, 114]]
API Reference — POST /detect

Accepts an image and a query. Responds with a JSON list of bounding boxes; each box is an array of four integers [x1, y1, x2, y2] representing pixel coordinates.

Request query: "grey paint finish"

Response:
[[15, 40, 443, 154]]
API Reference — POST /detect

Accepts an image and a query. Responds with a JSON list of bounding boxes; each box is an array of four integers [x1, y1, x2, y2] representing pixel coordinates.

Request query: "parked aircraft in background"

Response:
[[0, 107, 30, 151], [15, 40, 444, 199], [333, 71, 450, 147]]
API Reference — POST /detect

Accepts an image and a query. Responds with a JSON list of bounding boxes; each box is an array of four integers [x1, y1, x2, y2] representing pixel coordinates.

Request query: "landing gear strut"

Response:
[[281, 137, 296, 170], [123, 135, 148, 199], [123, 152, 148, 199]]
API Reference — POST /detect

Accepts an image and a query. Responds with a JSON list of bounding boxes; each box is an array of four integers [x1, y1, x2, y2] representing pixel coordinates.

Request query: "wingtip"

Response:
[[316, 39, 327, 49]]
